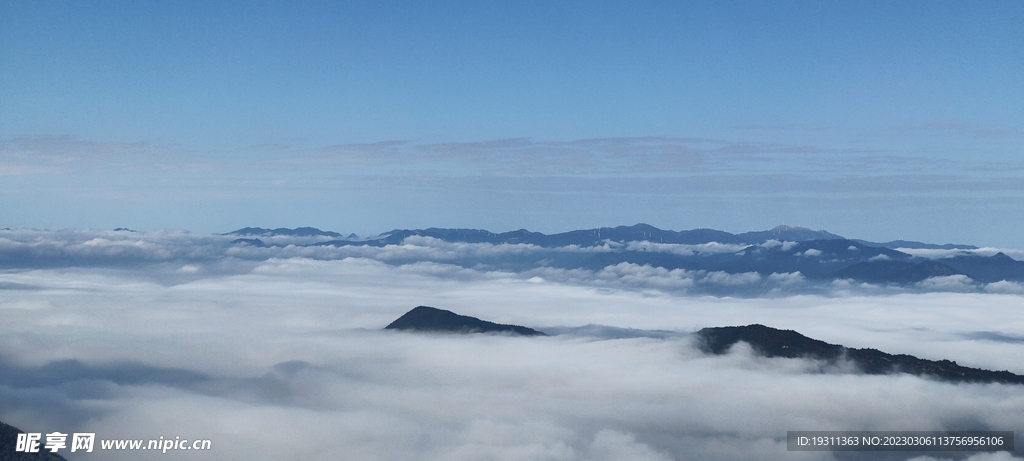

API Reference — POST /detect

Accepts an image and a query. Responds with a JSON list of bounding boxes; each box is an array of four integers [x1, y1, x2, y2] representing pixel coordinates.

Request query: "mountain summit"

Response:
[[384, 306, 545, 336], [697, 324, 1024, 385], [0, 420, 68, 460]]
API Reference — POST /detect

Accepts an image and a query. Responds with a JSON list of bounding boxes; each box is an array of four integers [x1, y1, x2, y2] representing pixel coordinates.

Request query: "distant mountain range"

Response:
[[230, 224, 852, 247], [227, 224, 978, 249], [228, 226, 350, 239], [384, 307, 1024, 386], [227, 224, 1024, 286]]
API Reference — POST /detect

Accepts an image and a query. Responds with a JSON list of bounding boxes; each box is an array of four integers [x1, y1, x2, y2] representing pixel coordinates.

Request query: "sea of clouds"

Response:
[[1, 229, 1023, 460]]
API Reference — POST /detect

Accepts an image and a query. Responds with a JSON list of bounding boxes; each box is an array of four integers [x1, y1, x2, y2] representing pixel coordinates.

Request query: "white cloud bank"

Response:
[[896, 247, 1024, 261], [2, 254, 1024, 460]]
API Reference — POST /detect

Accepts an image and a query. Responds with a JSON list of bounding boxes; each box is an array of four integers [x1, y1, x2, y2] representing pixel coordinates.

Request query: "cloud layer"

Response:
[[2, 239, 1024, 460], [3, 228, 1023, 297]]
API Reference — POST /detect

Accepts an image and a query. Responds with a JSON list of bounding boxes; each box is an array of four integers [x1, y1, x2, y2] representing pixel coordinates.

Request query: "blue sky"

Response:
[[2, 1, 1022, 246]]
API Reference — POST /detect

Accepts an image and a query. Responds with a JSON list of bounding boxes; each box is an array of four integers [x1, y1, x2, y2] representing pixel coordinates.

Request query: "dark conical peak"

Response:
[[991, 252, 1017, 262], [384, 306, 545, 336]]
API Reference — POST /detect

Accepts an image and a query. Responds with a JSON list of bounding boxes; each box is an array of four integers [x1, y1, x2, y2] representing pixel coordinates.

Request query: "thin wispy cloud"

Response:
[[8, 135, 1022, 185], [890, 123, 1024, 139]]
